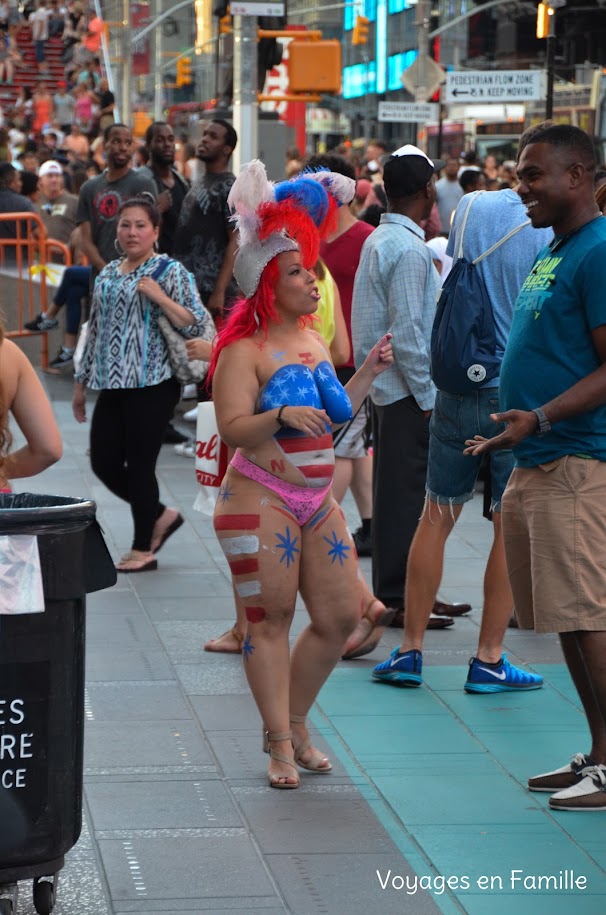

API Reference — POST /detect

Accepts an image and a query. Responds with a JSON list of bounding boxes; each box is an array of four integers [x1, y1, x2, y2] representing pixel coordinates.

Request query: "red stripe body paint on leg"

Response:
[[229, 557, 259, 575], [245, 607, 266, 623], [215, 514, 260, 531]]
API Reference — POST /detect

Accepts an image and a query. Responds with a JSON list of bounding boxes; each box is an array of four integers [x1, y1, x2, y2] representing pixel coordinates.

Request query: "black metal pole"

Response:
[[545, 27, 555, 119], [214, 24, 220, 102], [437, 98, 443, 158]]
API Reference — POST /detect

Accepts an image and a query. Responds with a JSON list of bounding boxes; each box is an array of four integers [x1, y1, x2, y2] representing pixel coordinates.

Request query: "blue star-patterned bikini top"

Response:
[[258, 361, 353, 428]]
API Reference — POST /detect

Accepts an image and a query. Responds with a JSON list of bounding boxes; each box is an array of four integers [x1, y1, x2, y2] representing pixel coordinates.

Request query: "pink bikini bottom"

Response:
[[230, 451, 332, 526]]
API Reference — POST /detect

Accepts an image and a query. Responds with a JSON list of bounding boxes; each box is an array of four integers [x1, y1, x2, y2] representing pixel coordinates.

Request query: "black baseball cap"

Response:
[[383, 144, 446, 198]]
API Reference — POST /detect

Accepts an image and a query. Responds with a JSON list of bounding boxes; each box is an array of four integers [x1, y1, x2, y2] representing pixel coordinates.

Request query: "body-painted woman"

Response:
[[209, 163, 393, 788]]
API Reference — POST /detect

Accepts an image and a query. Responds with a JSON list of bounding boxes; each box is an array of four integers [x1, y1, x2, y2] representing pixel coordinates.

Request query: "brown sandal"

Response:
[[203, 627, 244, 654]]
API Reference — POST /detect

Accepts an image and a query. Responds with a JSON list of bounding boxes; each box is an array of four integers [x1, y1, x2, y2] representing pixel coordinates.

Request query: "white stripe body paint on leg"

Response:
[[235, 580, 262, 598], [221, 535, 260, 555]]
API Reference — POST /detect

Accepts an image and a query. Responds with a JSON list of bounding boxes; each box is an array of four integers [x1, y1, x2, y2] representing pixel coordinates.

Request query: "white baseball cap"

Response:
[[383, 144, 446, 197], [38, 160, 63, 178]]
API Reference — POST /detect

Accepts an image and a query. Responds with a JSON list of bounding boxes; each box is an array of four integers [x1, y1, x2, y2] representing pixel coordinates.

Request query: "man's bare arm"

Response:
[[79, 220, 106, 272], [465, 326, 606, 454]]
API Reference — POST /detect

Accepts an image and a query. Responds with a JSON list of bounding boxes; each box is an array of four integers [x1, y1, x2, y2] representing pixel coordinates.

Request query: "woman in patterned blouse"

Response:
[[72, 195, 214, 572]]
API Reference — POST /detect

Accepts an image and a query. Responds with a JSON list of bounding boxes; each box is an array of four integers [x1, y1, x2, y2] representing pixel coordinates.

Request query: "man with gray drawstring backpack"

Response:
[[372, 125, 553, 692]]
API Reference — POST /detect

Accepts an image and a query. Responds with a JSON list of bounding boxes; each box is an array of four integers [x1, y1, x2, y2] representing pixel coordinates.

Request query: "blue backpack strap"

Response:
[[456, 191, 484, 260], [473, 219, 531, 265]]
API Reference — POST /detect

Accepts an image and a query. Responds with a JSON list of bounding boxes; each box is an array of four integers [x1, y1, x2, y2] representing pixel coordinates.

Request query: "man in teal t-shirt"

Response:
[[466, 123, 606, 812], [500, 217, 606, 465]]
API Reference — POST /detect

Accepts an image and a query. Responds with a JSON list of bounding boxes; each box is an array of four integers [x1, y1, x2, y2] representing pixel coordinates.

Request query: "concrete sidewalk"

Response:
[[7, 373, 606, 915]]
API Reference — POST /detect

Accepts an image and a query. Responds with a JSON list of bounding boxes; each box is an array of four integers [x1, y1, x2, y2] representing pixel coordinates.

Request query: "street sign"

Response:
[[378, 101, 439, 123], [401, 55, 446, 100], [445, 70, 545, 104], [231, 1, 285, 14]]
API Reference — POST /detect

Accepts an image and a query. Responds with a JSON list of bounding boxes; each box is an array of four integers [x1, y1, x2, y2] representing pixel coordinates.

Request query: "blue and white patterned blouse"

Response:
[[75, 255, 214, 390]]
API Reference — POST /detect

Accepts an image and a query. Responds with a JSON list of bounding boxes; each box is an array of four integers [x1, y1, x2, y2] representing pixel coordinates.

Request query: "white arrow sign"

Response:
[[378, 102, 439, 124], [445, 70, 545, 104]]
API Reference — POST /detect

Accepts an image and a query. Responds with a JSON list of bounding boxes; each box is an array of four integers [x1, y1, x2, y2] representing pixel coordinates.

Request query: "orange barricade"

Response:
[[0, 212, 73, 370], [45, 238, 72, 267]]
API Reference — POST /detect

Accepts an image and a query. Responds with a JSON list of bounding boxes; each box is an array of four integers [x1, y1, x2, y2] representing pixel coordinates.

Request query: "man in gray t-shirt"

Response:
[[53, 85, 76, 130], [77, 123, 156, 283], [434, 157, 463, 233]]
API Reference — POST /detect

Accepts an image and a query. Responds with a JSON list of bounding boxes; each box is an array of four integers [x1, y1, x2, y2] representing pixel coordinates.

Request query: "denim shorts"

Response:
[[426, 388, 514, 512]]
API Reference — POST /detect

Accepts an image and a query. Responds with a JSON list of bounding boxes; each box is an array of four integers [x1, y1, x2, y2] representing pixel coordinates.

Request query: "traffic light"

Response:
[[176, 57, 192, 87], [352, 15, 370, 46], [536, 2, 550, 39], [289, 40, 341, 94], [219, 11, 232, 34], [257, 16, 284, 91]]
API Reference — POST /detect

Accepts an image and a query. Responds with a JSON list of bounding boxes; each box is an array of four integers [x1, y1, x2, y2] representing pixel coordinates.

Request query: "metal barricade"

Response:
[[0, 213, 73, 371]]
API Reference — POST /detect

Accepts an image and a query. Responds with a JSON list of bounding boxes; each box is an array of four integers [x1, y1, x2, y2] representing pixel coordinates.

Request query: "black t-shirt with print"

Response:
[[172, 171, 238, 302], [141, 166, 189, 256]]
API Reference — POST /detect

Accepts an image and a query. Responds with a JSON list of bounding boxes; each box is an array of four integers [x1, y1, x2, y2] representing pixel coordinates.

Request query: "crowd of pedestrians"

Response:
[[1, 100, 606, 809]]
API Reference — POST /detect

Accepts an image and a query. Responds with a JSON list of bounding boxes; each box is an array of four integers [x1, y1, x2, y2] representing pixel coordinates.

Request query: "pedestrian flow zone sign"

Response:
[[445, 70, 545, 104], [378, 102, 439, 123]]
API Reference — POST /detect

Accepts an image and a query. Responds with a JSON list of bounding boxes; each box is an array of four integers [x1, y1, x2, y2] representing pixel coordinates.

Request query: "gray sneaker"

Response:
[[49, 348, 74, 370], [25, 313, 59, 331], [174, 440, 196, 458]]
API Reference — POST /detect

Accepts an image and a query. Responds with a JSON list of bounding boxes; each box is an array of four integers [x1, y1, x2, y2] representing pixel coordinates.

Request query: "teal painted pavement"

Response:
[[314, 663, 606, 915]]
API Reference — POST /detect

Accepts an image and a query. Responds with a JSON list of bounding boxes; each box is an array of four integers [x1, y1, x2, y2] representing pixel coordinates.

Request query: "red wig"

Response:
[[257, 199, 319, 268]]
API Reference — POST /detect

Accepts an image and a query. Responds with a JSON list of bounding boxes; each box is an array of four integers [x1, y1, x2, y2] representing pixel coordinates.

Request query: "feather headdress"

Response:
[[228, 160, 356, 298]]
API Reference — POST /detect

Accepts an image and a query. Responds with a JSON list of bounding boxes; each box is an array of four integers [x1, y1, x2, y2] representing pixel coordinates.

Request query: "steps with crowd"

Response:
[[0, 27, 65, 110]]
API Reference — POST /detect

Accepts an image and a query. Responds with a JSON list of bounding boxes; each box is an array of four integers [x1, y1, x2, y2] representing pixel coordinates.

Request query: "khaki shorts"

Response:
[[502, 456, 606, 634], [333, 397, 371, 460]]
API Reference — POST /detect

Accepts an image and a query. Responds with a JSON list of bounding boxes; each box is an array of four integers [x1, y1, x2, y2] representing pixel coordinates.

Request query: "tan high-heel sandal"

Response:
[[341, 600, 396, 661], [290, 715, 332, 773], [266, 731, 299, 789]]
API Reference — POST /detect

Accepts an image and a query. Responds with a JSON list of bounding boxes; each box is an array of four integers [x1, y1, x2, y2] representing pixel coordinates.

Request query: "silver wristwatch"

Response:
[[531, 407, 551, 436]]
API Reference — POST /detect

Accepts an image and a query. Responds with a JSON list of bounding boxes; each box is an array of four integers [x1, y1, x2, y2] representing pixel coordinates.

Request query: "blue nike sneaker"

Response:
[[372, 648, 423, 686], [464, 654, 543, 693]]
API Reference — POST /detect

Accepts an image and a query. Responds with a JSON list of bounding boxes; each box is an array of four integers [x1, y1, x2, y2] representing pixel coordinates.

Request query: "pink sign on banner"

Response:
[[131, 3, 151, 77]]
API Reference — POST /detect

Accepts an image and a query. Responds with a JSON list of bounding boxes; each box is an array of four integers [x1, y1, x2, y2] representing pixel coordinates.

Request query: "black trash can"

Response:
[[0, 494, 117, 915]]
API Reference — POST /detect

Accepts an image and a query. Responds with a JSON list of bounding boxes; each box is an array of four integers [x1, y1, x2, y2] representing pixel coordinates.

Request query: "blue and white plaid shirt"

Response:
[[351, 213, 439, 411]]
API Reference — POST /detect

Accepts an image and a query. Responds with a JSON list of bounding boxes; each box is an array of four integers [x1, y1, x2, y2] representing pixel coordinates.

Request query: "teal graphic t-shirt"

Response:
[[500, 216, 606, 467]]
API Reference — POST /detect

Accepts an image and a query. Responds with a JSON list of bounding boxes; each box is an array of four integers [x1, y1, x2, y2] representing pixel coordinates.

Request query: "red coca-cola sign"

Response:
[[197, 434, 219, 463]]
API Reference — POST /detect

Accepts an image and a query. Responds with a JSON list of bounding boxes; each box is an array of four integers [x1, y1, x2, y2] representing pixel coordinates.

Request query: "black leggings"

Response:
[[90, 378, 180, 551]]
